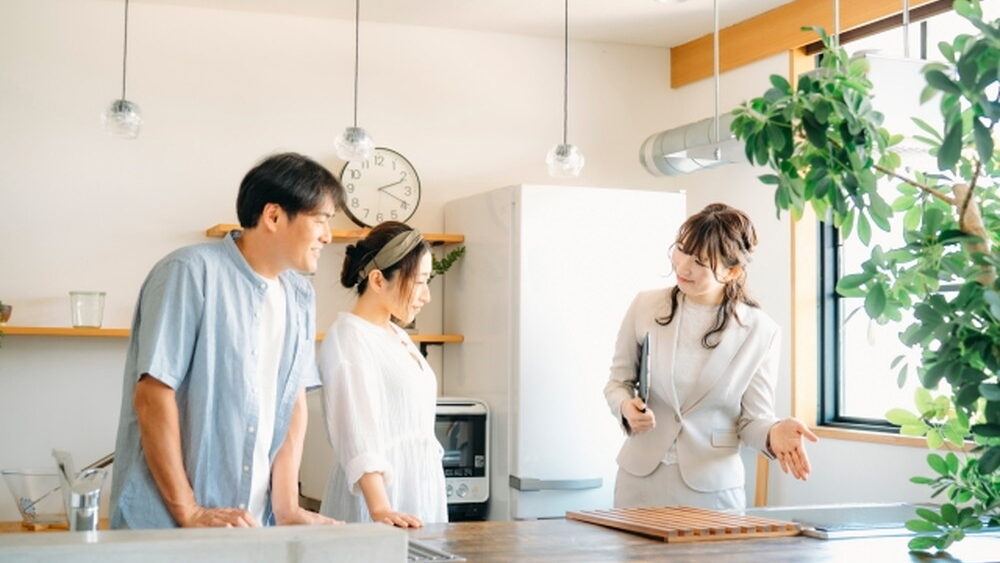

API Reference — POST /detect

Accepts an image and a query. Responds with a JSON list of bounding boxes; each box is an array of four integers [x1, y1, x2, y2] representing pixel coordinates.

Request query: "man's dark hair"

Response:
[[236, 152, 344, 228]]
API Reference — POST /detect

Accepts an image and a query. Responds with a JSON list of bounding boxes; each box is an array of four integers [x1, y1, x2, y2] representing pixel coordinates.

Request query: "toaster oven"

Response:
[[435, 397, 489, 521]]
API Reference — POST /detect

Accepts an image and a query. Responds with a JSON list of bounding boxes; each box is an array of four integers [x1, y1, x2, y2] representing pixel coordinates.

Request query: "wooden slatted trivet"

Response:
[[566, 506, 801, 543]]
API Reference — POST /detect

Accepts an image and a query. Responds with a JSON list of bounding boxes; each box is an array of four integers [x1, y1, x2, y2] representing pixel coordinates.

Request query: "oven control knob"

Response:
[[457, 484, 469, 498], [446, 484, 454, 497]]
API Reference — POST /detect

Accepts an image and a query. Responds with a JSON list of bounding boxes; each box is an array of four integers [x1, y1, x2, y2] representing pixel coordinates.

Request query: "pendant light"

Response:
[[102, 0, 142, 139], [640, 0, 742, 176], [335, 0, 374, 162], [546, 0, 585, 177]]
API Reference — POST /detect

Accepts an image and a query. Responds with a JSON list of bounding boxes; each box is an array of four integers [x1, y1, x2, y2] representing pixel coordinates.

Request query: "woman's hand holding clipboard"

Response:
[[621, 334, 656, 434]]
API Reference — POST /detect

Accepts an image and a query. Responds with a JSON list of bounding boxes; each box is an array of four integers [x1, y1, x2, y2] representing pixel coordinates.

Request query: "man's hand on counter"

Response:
[[177, 505, 258, 528]]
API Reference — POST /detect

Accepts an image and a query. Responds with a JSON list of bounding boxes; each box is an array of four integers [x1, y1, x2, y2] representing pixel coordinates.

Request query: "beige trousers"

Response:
[[613, 462, 745, 511]]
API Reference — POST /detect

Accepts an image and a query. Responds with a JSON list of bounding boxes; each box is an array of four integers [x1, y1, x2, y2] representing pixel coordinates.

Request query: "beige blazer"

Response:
[[604, 288, 780, 493]]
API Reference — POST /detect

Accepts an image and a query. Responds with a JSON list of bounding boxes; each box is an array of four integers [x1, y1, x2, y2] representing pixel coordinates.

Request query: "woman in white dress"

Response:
[[605, 203, 818, 510], [318, 221, 447, 527]]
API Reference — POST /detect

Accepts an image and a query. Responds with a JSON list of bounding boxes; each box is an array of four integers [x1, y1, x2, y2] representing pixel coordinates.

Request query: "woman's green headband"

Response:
[[358, 229, 425, 283]]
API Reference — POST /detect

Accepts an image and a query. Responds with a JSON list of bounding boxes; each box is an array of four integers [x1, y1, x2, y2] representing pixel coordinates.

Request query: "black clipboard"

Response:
[[637, 333, 650, 409]]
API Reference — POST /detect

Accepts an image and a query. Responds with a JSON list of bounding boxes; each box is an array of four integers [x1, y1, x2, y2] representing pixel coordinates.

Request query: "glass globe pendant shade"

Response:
[[335, 126, 375, 162], [102, 99, 142, 139], [546, 143, 585, 177]]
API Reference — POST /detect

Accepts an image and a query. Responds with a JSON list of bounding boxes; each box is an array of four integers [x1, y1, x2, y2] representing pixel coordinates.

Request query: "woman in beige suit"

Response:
[[604, 203, 817, 510]]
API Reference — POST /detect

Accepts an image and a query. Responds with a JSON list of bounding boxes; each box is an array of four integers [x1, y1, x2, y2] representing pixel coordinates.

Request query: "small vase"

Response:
[[0, 304, 11, 325]]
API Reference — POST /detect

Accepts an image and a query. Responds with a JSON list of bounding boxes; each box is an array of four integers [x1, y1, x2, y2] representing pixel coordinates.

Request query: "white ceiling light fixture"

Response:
[[335, 0, 374, 162], [546, 0, 585, 177], [102, 0, 142, 139], [640, 0, 743, 176]]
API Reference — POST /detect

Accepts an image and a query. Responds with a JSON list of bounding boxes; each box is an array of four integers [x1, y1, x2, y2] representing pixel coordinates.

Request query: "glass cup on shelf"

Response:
[[69, 291, 106, 328]]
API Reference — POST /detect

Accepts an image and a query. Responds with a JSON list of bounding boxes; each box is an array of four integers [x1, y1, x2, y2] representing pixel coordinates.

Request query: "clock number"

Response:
[[363, 208, 369, 217], [349, 169, 361, 180], [401, 202, 409, 211], [376, 212, 384, 222], [351, 197, 359, 208], [374, 154, 385, 167], [401, 171, 408, 179], [345, 183, 354, 193], [405, 186, 412, 196], [391, 210, 398, 220], [361, 160, 370, 169]]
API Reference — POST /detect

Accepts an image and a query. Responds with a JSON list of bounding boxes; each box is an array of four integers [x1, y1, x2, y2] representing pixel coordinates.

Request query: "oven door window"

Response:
[[435, 415, 486, 478]]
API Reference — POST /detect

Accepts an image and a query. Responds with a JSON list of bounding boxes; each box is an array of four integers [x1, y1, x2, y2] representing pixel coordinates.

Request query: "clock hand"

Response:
[[379, 188, 407, 205], [376, 173, 407, 192]]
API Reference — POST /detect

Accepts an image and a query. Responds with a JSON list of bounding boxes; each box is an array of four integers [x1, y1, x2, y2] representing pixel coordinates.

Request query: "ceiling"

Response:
[[139, 0, 797, 48]]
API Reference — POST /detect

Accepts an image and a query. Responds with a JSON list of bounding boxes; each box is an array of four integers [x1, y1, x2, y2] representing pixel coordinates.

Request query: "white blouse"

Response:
[[317, 312, 448, 523]]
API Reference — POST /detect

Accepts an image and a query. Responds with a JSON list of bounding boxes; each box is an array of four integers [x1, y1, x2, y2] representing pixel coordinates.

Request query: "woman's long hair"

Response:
[[657, 203, 759, 348]]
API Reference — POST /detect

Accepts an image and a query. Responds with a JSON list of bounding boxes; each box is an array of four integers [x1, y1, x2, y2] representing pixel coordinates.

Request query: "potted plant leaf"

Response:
[[730, 0, 998, 551]]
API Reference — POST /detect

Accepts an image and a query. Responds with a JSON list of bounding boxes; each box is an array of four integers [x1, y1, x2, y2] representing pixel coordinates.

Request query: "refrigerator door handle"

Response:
[[509, 475, 603, 492]]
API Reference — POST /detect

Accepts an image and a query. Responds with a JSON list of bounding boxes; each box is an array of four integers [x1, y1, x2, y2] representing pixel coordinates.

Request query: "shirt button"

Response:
[[248, 426, 255, 433], [243, 465, 250, 472], [238, 503, 246, 510]]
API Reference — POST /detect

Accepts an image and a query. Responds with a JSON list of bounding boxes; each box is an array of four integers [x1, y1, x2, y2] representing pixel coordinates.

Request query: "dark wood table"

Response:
[[408, 519, 1000, 562]]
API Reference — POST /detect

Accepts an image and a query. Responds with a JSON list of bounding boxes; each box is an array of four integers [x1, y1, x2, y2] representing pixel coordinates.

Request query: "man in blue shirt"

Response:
[[110, 153, 344, 528]]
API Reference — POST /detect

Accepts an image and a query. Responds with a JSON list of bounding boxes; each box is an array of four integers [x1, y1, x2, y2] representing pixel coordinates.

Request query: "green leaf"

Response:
[[908, 536, 938, 550], [971, 423, 1000, 437], [980, 383, 1000, 401], [897, 364, 909, 388], [903, 205, 922, 231], [758, 174, 780, 185], [906, 519, 941, 533], [916, 508, 947, 526], [927, 429, 944, 450], [973, 119, 994, 165], [915, 388, 934, 414], [901, 423, 930, 436], [937, 121, 963, 171], [925, 70, 962, 95], [890, 354, 905, 369], [864, 283, 887, 318], [837, 272, 874, 291], [769, 74, 791, 94], [927, 453, 949, 475], [886, 408, 922, 426], [941, 504, 958, 525], [979, 447, 1000, 474], [911, 117, 942, 141], [857, 213, 872, 245]]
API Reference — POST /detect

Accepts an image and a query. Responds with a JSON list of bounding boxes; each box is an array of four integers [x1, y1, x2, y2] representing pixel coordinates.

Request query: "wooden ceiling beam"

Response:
[[670, 0, 938, 88]]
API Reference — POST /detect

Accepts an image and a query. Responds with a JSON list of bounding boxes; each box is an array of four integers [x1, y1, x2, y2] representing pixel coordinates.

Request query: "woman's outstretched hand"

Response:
[[768, 418, 819, 480], [622, 397, 656, 434]]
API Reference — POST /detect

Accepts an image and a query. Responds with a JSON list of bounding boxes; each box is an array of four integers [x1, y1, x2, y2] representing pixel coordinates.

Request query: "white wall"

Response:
[[669, 53, 935, 507], [0, 0, 680, 520]]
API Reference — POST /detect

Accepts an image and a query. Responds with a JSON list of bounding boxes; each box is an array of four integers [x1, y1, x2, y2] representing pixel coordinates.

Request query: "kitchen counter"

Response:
[[0, 522, 406, 562], [407, 518, 1000, 562]]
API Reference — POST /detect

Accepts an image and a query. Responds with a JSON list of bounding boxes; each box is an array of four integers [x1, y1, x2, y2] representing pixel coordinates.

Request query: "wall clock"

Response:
[[339, 147, 421, 228]]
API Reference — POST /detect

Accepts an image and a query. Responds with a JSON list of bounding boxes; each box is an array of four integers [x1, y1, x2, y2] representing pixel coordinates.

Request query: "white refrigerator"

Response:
[[442, 184, 685, 520]]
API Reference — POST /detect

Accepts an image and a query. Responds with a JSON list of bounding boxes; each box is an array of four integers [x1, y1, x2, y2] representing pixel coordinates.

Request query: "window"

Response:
[[818, 5, 998, 430]]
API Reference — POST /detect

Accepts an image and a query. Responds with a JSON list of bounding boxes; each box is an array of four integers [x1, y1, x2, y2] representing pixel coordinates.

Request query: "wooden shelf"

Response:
[[1, 326, 463, 345], [2, 326, 130, 337], [206, 224, 464, 246]]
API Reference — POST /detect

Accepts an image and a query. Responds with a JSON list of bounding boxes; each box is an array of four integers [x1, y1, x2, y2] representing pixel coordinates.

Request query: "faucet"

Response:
[[52, 449, 110, 532]]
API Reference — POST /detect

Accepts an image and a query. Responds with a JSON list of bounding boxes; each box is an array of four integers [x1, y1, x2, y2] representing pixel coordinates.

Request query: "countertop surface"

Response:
[[407, 518, 1000, 562]]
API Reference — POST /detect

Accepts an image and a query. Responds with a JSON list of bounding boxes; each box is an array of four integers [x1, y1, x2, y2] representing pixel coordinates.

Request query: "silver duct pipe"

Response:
[[639, 112, 744, 176]]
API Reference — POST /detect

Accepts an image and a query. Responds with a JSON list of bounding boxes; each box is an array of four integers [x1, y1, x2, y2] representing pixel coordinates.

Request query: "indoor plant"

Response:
[[432, 246, 466, 281], [730, 0, 998, 550]]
